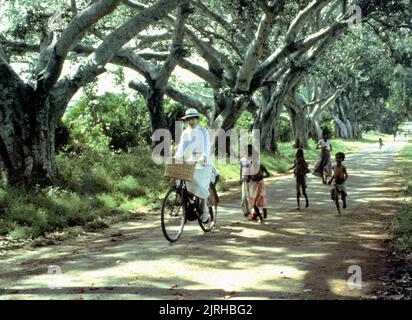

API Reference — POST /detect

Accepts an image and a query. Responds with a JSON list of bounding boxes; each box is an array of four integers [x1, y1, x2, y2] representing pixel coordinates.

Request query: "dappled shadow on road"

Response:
[[0, 286, 299, 300], [0, 143, 406, 300]]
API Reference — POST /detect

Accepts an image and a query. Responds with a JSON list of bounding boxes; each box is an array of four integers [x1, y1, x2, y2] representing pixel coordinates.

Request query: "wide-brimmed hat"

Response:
[[181, 108, 200, 120]]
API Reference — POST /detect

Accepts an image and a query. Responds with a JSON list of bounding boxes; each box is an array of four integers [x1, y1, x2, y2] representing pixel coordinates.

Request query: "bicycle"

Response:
[[161, 162, 218, 243]]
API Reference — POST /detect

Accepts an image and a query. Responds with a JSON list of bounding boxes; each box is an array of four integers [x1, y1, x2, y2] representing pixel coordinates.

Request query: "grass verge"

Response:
[[379, 140, 412, 299], [393, 142, 412, 254], [0, 148, 168, 240]]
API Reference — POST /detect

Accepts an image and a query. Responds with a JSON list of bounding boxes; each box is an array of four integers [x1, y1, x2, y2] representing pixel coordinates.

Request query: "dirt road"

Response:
[[0, 140, 407, 300]]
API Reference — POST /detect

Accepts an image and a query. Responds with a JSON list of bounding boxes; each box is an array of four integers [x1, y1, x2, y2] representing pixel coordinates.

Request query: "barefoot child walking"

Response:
[[290, 149, 310, 210], [313, 129, 333, 184], [379, 138, 384, 150], [249, 161, 270, 223], [328, 152, 348, 215], [240, 144, 269, 223]]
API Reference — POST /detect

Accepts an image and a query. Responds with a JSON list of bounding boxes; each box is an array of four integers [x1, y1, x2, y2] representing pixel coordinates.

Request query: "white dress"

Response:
[[175, 125, 212, 200], [240, 157, 251, 214]]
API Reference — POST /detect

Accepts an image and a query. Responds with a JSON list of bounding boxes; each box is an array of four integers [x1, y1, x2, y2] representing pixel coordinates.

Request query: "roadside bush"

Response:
[[116, 176, 147, 197], [55, 120, 71, 152], [0, 147, 170, 239], [64, 93, 151, 152], [64, 107, 110, 153], [406, 181, 412, 195], [393, 205, 412, 253], [277, 118, 293, 142], [320, 119, 336, 138], [235, 111, 255, 130]]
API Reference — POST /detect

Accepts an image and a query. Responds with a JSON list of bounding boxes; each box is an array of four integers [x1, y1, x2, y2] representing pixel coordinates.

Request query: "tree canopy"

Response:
[[0, 0, 411, 186]]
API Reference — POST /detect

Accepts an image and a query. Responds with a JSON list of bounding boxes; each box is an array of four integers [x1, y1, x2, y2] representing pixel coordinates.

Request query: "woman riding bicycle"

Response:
[[175, 108, 212, 223]]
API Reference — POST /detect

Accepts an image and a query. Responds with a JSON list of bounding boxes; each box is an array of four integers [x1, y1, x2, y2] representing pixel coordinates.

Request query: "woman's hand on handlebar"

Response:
[[188, 156, 206, 166]]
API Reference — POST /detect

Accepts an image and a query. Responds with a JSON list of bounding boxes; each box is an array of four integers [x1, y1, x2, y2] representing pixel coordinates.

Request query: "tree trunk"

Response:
[[346, 119, 354, 139], [351, 119, 362, 140], [259, 96, 283, 153], [0, 91, 58, 186], [291, 107, 309, 149], [310, 118, 322, 142], [210, 90, 252, 156], [332, 115, 349, 139], [147, 87, 168, 133]]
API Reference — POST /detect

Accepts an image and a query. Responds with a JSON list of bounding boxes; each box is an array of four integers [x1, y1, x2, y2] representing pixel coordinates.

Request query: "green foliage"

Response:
[[96, 193, 117, 210], [55, 120, 71, 151], [386, 67, 412, 120], [277, 118, 293, 143], [116, 176, 147, 198], [0, 186, 93, 238], [234, 112, 293, 142], [0, 148, 170, 239], [320, 120, 336, 139], [313, 21, 412, 133], [406, 181, 412, 195], [393, 143, 412, 253], [64, 93, 152, 152], [64, 102, 111, 153], [393, 205, 412, 252], [235, 111, 255, 130]]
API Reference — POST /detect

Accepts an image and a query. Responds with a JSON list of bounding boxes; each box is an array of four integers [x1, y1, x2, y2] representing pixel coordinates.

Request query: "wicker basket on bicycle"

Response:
[[164, 160, 195, 182]]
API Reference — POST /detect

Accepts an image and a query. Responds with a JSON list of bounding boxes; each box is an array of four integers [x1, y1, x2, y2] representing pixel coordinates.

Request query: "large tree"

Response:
[[128, 0, 402, 152], [312, 10, 412, 139], [285, 75, 342, 147], [0, 0, 184, 186], [1, 0, 410, 187]]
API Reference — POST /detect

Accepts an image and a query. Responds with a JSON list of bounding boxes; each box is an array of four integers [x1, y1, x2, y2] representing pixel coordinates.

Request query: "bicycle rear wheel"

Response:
[[198, 191, 218, 233], [161, 186, 186, 242]]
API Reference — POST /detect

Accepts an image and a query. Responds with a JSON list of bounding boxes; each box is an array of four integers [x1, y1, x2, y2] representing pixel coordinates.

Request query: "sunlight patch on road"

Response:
[[354, 197, 400, 203], [280, 228, 310, 235], [216, 244, 285, 257], [353, 170, 390, 177], [287, 253, 328, 259], [348, 231, 385, 240], [219, 226, 275, 239], [356, 187, 394, 192], [184, 265, 306, 293], [19, 273, 77, 290], [327, 278, 368, 298]]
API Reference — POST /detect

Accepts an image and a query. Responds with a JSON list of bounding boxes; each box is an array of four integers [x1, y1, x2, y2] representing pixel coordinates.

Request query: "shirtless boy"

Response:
[[328, 152, 348, 215]]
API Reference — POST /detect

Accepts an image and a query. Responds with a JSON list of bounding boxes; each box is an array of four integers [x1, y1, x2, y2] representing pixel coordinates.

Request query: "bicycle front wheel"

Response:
[[161, 187, 186, 242]]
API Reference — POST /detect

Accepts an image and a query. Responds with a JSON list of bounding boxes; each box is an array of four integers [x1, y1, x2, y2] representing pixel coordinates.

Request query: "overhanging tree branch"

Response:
[[40, 0, 122, 92], [0, 52, 28, 89], [129, 79, 149, 98], [123, 0, 231, 79], [285, 0, 330, 44], [252, 19, 348, 91], [235, 4, 278, 92], [165, 85, 213, 118], [192, 0, 249, 47], [54, 0, 185, 108], [156, 3, 191, 89]]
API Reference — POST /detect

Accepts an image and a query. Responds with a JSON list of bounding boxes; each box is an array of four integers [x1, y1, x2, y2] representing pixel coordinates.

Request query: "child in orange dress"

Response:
[[249, 162, 270, 223]]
